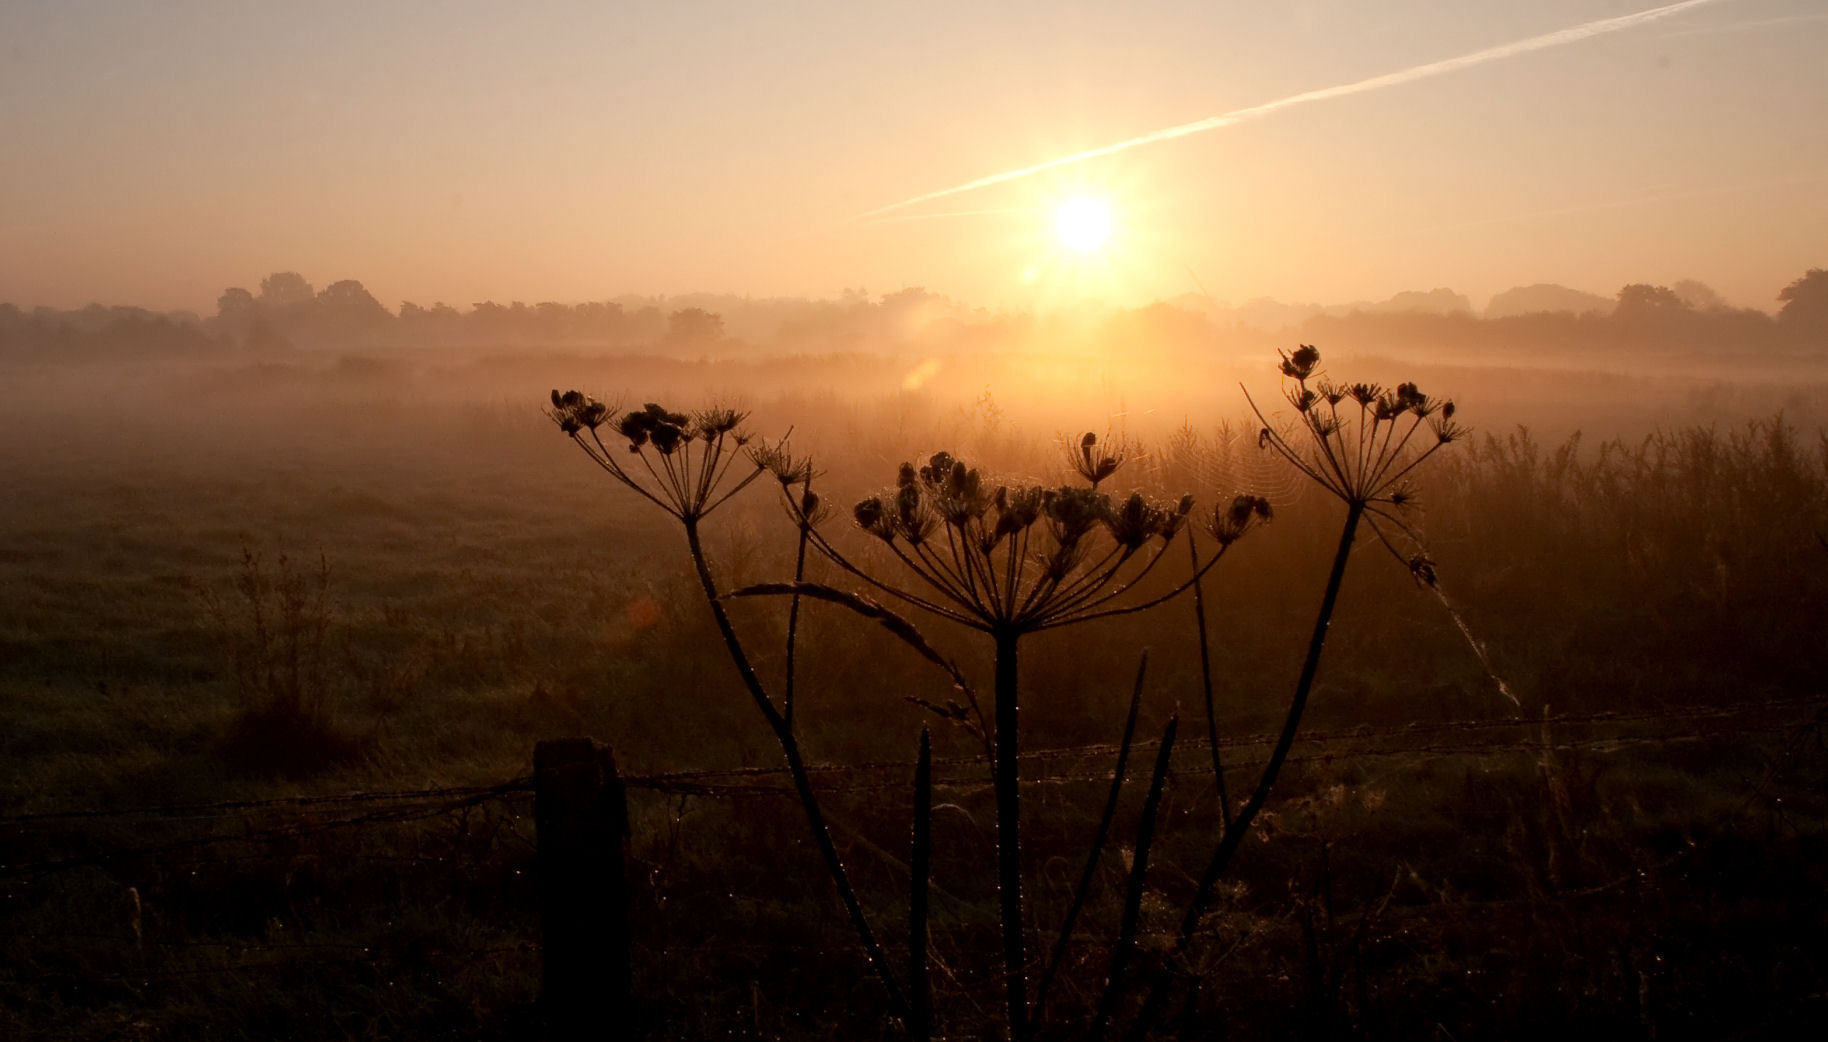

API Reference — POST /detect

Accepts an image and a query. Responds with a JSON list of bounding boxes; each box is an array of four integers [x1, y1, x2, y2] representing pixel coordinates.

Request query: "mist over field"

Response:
[[7, 0, 1828, 1037], [5, 268, 1827, 1039]]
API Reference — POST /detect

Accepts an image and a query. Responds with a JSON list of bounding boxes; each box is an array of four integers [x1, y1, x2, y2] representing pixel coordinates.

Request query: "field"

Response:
[[3, 345, 1827, 1039]]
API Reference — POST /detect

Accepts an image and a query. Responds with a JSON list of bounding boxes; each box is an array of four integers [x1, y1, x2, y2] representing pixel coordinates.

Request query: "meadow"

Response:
[[2, 343, 1826, 1039]]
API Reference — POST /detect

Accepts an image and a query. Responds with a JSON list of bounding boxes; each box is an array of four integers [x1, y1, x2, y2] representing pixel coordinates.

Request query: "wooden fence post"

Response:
[[534, 738, 631, 1038]]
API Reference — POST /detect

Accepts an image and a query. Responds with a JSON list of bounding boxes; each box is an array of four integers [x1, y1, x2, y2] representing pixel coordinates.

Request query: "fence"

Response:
[[3, 694, 1822, 1035]]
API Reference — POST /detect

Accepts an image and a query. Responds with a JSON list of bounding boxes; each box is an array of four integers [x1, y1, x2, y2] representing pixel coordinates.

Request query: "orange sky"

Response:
[[2, 0, 1825, 315]]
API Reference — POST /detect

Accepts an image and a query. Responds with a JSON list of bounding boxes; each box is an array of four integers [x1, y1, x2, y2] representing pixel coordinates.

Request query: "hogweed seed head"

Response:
[[750, 439, 816, 487], [548, 393, 766, 521], [798, 489, 831, 527], [819, 451, 1218, 632], [1249, 345, 1466, 586], [1045, 485, 1109, 549], [1279, 345, 1321, 381], [1105, 491, 1188, 549], [547, 388, 612, 436], [1068, 430, 1128, 486], [854, 496, 888, 538], [695, 406, 747, 439], [1209, 494, 1273, 546]]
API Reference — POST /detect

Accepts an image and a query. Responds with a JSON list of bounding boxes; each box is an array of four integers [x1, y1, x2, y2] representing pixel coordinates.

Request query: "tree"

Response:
[[216, 287, 257, 340], [665, 306, 724, 347], [314, 279, 392, 339], [1673, 279, 1727, 311], [1777, 269, 1828, 337], [217, 286, 255, 319], [258, 272, 314, 308], [1614, 283, 1687, 319]]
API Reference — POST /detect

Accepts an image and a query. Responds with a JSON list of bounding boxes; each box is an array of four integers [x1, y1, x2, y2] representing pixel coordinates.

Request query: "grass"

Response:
[[1, 348, 1826, 1038]]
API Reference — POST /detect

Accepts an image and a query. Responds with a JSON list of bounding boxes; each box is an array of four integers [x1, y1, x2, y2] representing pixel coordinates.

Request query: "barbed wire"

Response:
[[619, 694, 1827, 796], [0, 778, 532, 825], [0, 939, 538, 986], [0, 783, 530, 876], [2, 696, 1818, 876]]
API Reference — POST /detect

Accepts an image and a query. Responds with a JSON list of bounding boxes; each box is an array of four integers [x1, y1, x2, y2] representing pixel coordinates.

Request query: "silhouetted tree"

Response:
[[1615, 283, 1688, 319], [217, 286, 258, 341], [218, 287, 255, 318], [1673, 279, 1727, 311], [314, 279, 392, 343], [666, 306, 724, 347], [258, 271, 314, 308], [1777, 269, 1828, 340]]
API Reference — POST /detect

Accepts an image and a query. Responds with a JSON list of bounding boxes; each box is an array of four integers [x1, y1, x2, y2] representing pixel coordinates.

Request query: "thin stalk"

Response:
[[994, 627, 1027, 1037], [1188, 535, 1232, 827], [682, 518, 909, 1021], [1127, 501, 1364, 1040], [1030, 652, 1149, 1032], [1181, 499, 1362, 935], [784, 506, 812, 730], [1090, 715, 1178, 1042], [910, 728, 933, 1042]]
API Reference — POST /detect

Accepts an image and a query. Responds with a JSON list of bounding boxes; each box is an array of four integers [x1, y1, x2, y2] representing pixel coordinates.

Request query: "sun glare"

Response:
[[1054, 196, 1111, 253]]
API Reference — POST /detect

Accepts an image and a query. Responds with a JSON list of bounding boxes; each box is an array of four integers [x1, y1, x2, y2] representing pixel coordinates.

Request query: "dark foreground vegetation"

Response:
[[2, 345, 1826, 1039]]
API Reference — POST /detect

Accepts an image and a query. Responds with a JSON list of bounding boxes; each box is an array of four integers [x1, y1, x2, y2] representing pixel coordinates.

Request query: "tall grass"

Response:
[[197, 547, 357, 777], [2, 349, 1824, 1038], [548, 346, 1467, 1038]]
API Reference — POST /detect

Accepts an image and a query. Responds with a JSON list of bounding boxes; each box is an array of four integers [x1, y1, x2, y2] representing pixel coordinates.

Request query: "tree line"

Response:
[[1, 269, 1823, 361]]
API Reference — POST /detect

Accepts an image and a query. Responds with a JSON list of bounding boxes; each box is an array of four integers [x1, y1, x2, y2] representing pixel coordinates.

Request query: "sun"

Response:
[[1054, 196, 1112, 253]]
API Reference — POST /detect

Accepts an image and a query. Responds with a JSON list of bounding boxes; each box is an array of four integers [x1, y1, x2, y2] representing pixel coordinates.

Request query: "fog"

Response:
[[5, 266, 1827, 473], [5, 270, 1827, 1039]]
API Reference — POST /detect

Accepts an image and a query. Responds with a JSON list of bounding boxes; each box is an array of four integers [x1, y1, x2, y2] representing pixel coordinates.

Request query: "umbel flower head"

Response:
[[1065, 430, 1133, 487], [547, 391, 762, 520], [1248, 346, 1465, 581], [787, 449, 1227, 633]]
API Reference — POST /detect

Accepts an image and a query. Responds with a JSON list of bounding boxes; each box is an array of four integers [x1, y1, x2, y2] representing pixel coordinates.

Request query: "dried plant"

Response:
[[1131, 345, 1467, 1035], [547, 391, 911, 1020], [1065, 428, 1135, 488], [197, 547, 354, 777], [550, 347, 1463, 1040], [758, 441, 1262, 1036], [1248, 344, 1465, 582]]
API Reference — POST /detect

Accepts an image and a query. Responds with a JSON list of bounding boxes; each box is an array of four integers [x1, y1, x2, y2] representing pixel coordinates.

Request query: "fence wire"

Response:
[[1, 695, 1821, 1001], [4, 695, 1819, 876]]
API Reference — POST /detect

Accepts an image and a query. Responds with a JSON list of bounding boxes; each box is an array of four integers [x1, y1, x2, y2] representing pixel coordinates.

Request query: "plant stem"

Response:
[[682, 517, 909, 1021], [1090, 715, 1178, 1042], [1188, 535, 1231, 827], [1128, 501, 1364, 1040], [910, 728, 933, 1042], [1029, 653, 1148, 1032], [994, 627, 1027, 1038], [1181, 500, 1361, 936], [784, 513, 811, 730]]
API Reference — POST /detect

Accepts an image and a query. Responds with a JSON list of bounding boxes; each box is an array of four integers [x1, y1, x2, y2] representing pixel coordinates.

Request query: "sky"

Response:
[[2, 0, 1826, 315]]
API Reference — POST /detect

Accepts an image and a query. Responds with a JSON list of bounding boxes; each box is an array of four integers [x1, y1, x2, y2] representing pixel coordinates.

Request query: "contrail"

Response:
[[856, 0, 1732, 221], [858, 207, 1027, 226]]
